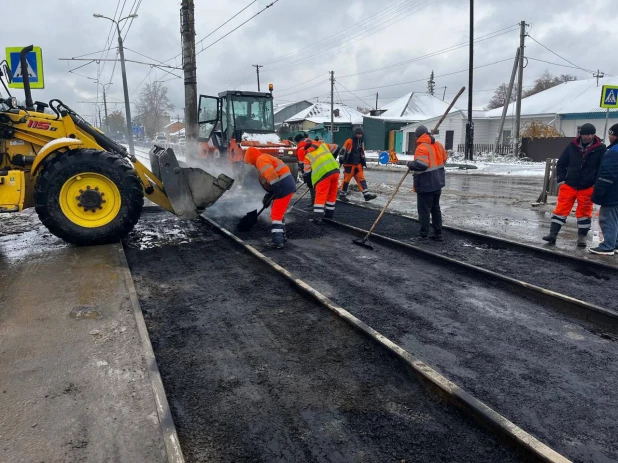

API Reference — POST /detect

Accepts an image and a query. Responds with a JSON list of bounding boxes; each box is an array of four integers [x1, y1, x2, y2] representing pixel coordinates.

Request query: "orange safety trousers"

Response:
[[271, 192, 293, 244], [551, 184, 593, 231], [314, 173, 340, 218], [340, 164, 368, 192]]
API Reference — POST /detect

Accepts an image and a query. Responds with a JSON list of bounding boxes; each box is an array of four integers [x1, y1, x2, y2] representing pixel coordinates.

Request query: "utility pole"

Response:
[[464, 0, 474, 161], [514, 20, 527, 157], [493, 47, 521, 159], [442, 86, 447, 101], [253, 64, 264, 92], [594, 69, 604, 87], [102, 86, 109, 134], [94, 12, 138, 156], [330, 71, 335, 143], [375, 92, 379, 111], [181, 0, 198, 153]]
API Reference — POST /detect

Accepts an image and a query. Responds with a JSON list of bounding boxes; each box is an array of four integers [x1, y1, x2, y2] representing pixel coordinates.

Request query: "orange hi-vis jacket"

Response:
[[244, 147, 296, 197], [407, 133, 448, 193]]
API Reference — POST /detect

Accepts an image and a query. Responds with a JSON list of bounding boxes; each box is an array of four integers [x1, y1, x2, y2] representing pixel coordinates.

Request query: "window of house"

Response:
[[502, 129, 512, 145]]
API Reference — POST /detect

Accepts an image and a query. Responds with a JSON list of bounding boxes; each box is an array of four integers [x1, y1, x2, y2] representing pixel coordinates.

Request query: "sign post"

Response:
[[600, 85, 618, 140], [5, 46, 44, 89]]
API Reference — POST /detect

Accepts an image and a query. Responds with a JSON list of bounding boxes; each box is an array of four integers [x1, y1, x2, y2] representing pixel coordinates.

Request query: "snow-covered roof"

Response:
[[170, 128, 185, 136], [164, 121, 184, 128], [274, 100, 311, 115], [285, 102, 364, 125], [370, 92, 455, 122], [485, 78, 618, 118]]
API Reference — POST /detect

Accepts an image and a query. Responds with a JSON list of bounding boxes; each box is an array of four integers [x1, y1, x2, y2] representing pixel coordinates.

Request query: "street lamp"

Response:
[[93, 13, 138, 156], [95, 81, 112, 134]]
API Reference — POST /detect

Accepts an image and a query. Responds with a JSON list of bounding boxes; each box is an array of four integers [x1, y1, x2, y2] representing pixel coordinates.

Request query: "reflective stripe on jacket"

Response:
[[245, 147, 296, 197], [304, 142, 340, 186], [408, 134, 447, 193]]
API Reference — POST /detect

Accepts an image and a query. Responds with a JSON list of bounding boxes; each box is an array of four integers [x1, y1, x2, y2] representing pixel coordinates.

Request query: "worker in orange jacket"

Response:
[[339, 127, 377, 202], [244, 147, 297, 249], [297, 139, 340, 223]]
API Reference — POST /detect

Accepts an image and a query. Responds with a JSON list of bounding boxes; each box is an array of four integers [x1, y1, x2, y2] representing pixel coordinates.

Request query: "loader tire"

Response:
[[35, 149, 144, 245]]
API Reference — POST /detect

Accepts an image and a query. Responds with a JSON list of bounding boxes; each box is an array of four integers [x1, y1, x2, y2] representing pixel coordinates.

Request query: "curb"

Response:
[[203, 216, 572, 463], [117, 243, 185, 463]]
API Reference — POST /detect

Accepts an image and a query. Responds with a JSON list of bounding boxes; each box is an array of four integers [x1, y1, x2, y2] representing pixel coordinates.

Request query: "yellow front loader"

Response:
[[0, 46, 233, 245]]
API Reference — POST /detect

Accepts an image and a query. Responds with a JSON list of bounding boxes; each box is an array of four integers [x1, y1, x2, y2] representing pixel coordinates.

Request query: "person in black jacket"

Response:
[[589, 123, 618, 255], [542, 123, 606, 247], [338, 127, 377, 202]]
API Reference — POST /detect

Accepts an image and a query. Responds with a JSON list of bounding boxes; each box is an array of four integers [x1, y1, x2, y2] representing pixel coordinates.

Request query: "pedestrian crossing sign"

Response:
[[5, 46, 45, 89], [600, 85, 618, 108]]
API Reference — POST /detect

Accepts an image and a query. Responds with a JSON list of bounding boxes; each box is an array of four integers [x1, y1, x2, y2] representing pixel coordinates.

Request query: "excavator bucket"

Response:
[[149, 146, 234, 220]]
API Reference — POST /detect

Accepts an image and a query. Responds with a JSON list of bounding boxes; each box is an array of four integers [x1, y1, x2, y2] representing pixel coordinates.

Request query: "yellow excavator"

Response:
[[0, 46, 233, 245]]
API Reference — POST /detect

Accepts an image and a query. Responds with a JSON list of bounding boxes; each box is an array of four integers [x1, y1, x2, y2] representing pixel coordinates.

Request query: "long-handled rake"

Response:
[[352, 87, 466, 250]]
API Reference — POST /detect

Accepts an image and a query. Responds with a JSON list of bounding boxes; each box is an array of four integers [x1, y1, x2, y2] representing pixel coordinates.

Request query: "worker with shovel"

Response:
[[243, 147, 297, 249], [298, 139, 340, 223], [407, 125, 448, 242], [339, 127, 377, 202]]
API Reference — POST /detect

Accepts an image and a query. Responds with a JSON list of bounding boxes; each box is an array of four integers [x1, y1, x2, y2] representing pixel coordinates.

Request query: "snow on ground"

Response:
[[365, 150, 545, 177]]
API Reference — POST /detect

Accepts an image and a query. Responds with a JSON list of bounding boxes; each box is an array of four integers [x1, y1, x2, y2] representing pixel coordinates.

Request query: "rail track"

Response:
[[294, 198, 618, 331], [204, 204, 618, 462], [123, 209, 574, 462]]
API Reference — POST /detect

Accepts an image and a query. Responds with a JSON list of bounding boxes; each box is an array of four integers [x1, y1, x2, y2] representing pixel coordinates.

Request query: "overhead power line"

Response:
[[527, 35, 597, 75], [195, 0, 281, 58], [336, 82, 373, 109], [263, 0, 438, 72]]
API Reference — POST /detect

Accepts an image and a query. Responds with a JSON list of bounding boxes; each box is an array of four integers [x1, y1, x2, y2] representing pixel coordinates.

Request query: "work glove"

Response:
[[361, 156, 367, 168], [263, 192, 274, 207], [407, 161, 415, 171]]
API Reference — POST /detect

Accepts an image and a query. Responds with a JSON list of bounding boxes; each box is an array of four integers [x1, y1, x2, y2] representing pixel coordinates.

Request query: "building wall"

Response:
[[363, 117, 409, 151], [559, 114, 618, 138], [402, 114, 468, 152]]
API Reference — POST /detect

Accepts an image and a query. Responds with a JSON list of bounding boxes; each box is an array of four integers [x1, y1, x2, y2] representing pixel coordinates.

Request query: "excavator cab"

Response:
[[197, 90, 298, 178]]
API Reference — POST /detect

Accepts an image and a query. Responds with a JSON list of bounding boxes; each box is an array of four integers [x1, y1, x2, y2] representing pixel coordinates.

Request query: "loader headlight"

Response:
[[6, 97, 16, 108]]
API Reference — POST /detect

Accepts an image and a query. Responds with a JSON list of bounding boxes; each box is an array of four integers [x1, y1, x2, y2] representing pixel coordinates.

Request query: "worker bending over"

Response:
[[298, 139, 340, 223], [295, 133, 315, 210], [244, 147, 297, 249], [339, 127, 377, 202]]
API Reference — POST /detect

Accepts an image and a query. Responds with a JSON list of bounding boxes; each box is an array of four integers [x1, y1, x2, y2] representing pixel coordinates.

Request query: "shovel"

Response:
[[237, 196, 274, 232], [352, 86, 466, 250]]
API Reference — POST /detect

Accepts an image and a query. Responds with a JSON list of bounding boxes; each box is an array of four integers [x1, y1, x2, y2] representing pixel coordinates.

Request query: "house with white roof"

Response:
[[282, 102, 364, 144], [402, 78, 618, 154], [362, 92, 456, 151]]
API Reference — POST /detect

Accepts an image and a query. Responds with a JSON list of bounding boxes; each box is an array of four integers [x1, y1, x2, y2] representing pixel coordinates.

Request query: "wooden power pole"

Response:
[[514, 20, 526, 156], [181, 0, 198, 153], [330, 71, 335, 143]]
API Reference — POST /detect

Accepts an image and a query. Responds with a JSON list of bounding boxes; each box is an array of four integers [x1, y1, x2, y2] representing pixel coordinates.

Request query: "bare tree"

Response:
[[522, 70, 577, 98], [135, 82, 174, 138], [356, 106, 371, 115], [486, 83, 518, 110]]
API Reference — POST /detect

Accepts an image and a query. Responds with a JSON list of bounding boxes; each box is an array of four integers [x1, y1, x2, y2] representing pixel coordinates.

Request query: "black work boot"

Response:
[[577, 231, 588, 248], [542, 222, 562, 244], [310, 213, 323, 224], [363, 192, 377, 201], [338, 192, 350, 202]]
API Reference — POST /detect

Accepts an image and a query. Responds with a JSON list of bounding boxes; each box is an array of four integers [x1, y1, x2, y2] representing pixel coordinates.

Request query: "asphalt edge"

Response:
[[340, 197, 618, 271], [202, 216, 572, 463], [116, 243, 186, 463]]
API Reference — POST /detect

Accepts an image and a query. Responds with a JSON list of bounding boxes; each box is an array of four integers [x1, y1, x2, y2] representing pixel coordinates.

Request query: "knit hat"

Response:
[[293, 133, 305, 143], [609, 123, 618, 136], [415, 125, 429, 137], [579, 123, 596, 135], [354, 127, 363, 135]]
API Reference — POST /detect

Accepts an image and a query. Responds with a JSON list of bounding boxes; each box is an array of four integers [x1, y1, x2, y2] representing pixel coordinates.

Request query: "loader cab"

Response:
[[198, 90, 275, 149]]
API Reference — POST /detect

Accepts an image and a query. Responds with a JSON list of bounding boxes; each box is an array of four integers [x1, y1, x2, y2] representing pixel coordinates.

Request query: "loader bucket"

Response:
[[150, 146, 234, 220]]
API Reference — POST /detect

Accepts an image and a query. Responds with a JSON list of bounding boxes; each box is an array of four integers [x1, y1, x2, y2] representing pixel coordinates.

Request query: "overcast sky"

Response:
[[2, 0, 616, 124]]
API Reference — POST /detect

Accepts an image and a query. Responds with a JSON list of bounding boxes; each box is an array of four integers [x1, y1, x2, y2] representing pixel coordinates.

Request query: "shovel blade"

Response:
[[237, 210, 259, 232], [352, 237, 374, 250]]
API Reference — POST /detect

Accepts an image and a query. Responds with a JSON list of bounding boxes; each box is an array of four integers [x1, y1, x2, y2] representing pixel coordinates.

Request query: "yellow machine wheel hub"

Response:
[[59, 173, 121, 228]]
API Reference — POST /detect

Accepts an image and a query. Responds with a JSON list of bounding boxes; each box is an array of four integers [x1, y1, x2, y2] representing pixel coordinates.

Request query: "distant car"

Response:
[[154, 134, 167, 144]]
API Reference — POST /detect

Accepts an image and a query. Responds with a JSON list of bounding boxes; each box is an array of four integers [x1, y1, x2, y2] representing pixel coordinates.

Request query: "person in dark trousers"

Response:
[[407, 125, 447, 242], [589, 123, 618, 255], [543, 123, 606, 247], [339, 127, 377, 202], [294, 133, 315, 210]]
